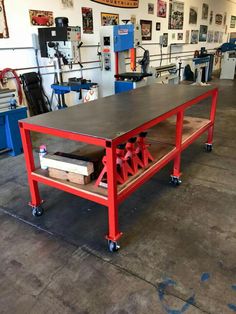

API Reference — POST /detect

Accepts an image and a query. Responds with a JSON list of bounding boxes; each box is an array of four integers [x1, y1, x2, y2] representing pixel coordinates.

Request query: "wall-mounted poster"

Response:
[[82, 7, 93, 34], [169, 0, 184, 30], [207, 30, 214, 43], [191, 30, 199, 44], [0, 0, 9, 38], [199, 25, 208, 42], [189, 7, 197, 25], [215, 14, 223, 25], [61, 0, 74, 8], [130, 14, 136, 24], [101, 12, 119, 26], [230, 16, 236, 28], [214, 31, 220, 42], [148, 3, 154, 14], [223, 12, 227, 26], [91, 0, 139, 8], [202, 3, 209, 20], [157, 0, 167, 18], [172, 33, 176, 40], [162, 33, 168, 46], [219, 32, 223, 43], [140, 20, 152, 40], [209, 10, 213, 25], [185, 30, 190, 43], [177, 33, 183, 40], [29, 10, 54, 26], [156, 22, 161, 31]]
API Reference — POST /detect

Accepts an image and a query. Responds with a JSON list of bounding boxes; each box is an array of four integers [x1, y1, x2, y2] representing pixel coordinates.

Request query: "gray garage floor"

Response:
[[0, 79, 235, 314]]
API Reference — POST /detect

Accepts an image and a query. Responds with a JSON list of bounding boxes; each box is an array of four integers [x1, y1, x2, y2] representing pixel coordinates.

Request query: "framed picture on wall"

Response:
[[92, 0, 139, 8], [0, 0, 9, 38], [223, 12, 227, 26], [82, 7, 94, 34], [140, 20, 152, 40], [177, 33, 183, 40], [199, 25, 208, 42], [29, 10, 54, 26], [215, 14, 223, 25], [191, 30, 199, 44], [219, 32, 223, 43], [202, 3, 209, 20], [157, 0, 167, 18], [156, 22, 161, 31], [230, 15, 236, 28], [207, 31, 214, 43], [185, 30, 190, 43], [148, 3, 154, 14], [209, 10, 213, 25], [169, 0, 184, 30], [61, 0, 74, 8], [189, 7, 198, 24], [214, 31, 220, 42], [101, 12, 119, 26]]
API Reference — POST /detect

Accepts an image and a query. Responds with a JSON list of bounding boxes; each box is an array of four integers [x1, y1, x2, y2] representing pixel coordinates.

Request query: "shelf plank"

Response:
[[33, 116, 211, 202], [147, 116, 211, 145]]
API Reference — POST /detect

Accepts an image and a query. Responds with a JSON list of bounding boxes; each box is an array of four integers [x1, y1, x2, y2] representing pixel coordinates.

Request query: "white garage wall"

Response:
[[0, 0, 236, 106]]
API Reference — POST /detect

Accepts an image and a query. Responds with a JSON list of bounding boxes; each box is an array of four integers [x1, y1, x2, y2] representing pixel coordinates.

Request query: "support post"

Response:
[[172, 110, 184, 178], [105, 141, 122, 242], [207, 89, 218, 145], [19, 124, 41, 207]]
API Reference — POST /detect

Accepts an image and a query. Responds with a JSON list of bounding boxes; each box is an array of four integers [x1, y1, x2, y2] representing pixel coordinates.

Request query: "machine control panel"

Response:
[[103, 52, 111, 71]]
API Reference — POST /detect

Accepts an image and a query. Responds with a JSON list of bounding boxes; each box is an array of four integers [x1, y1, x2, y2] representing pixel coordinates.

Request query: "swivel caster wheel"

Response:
[[170, 176, 182, 186], [32, 206, 44, 217], [108, 240, 120, 252], [205, 143, 213, 152]]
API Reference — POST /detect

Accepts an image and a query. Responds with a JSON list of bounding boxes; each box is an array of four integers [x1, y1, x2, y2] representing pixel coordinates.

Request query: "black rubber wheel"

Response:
[[108, 240, 120, 252], [32, 206, 44, 217], [170, 176, 182, 186], [205, 144, 212, 152]]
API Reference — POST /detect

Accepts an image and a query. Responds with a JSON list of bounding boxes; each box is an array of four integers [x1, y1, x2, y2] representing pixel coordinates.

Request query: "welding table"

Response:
[[19, 84, 218, 251]]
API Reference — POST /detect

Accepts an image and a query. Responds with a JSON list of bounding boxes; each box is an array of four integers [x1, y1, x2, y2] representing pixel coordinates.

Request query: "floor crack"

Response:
[[81, 246, 211, 314]]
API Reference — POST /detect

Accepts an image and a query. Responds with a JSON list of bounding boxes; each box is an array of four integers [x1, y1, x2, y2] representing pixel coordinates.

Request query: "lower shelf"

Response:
[[33, 140, 175, 199], [32, 115, 211, 203]]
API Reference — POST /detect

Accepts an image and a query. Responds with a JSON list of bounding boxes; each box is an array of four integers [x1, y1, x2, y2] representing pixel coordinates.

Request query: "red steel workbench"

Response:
[[19, 84, 218, 252]]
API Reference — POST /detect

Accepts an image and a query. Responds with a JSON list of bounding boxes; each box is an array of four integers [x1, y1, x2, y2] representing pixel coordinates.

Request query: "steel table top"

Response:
[[20, 84, 216, 141]]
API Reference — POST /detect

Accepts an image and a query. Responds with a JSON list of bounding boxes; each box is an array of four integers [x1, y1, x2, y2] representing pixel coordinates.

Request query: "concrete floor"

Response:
[[0, 79, 236, 314]]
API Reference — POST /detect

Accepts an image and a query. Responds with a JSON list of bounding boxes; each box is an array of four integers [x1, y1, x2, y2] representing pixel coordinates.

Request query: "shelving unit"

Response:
[[19, 84, 218, 251]]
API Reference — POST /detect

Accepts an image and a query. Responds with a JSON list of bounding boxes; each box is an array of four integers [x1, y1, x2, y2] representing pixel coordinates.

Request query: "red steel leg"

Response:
[[207, 89, 218, 145], [105, 142, 122, 243], [19, 124, 41, 207], [172, 110, 184, 178]]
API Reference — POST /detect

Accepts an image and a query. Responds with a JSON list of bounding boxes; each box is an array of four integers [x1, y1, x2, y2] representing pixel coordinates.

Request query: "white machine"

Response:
[[220, 51, 236, 80], [100, 24, 152, 97]]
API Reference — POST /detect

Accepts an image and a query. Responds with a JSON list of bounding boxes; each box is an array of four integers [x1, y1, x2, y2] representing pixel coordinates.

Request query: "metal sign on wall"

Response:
[[91, 0, 139, 8]]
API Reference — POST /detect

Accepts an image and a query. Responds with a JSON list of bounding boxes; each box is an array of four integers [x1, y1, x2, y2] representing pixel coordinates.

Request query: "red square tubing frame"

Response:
[[19, 88, 218, 244]]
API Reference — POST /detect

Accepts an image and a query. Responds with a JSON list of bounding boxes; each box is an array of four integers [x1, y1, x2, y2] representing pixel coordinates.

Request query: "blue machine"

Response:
[[113, 24, 135, 52], [0, 106, 27, 156], [219, 42, 236, 52], [100, 24, 147, 96], [51, 81, 96, 96]]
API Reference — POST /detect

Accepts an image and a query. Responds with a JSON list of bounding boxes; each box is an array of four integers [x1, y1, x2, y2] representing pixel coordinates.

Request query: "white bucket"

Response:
[[83, 85, 99, 103]]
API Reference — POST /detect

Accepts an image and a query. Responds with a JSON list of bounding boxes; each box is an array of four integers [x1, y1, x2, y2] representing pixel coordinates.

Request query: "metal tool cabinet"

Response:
[[19, 84, 218, 251], [0, 107, 27, 156]]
